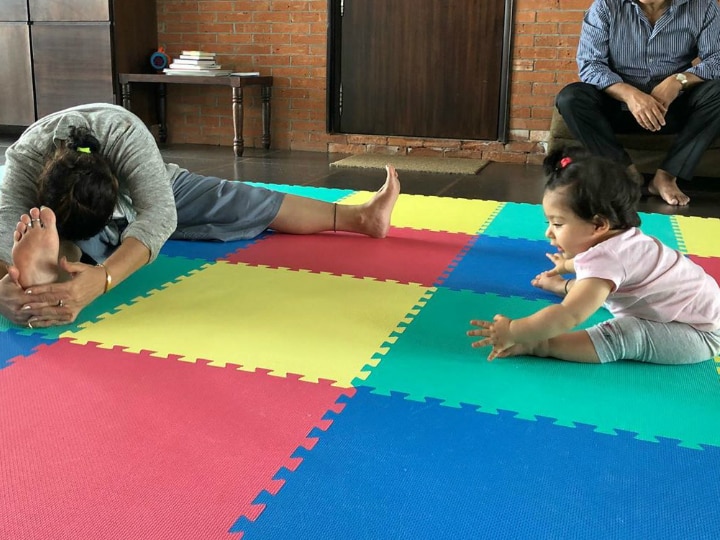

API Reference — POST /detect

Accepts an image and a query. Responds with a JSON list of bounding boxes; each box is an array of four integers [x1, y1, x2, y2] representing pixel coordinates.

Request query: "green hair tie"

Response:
[[77, 147, 91, 154]]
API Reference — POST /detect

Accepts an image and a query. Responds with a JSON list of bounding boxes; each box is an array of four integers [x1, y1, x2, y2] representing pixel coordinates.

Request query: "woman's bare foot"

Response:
[[531, 271, 568, 296], [269, 166, 400, 237], [355, 164, 401, 238], [12, 207, 61, 288], [648, 169, 690, 206]]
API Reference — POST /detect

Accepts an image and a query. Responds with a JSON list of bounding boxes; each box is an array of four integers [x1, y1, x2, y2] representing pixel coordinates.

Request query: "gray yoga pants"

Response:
[[170, 170, 284, 241], [586, 317, 720, 365], [77, 170, 285, 262]]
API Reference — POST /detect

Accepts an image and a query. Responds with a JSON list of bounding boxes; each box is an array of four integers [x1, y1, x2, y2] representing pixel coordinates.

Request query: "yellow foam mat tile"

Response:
[[63, 262, 430, 387], [341, 191, 503, 234], [673, 215, 720, 257]]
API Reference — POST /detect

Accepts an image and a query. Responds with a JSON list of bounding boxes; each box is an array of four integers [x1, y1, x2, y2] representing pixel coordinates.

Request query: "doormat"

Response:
[[330, 153, 489, 174]]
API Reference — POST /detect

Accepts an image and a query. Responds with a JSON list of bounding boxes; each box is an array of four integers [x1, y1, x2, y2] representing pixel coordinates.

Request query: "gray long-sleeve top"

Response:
[[0, 103, 182, 265]]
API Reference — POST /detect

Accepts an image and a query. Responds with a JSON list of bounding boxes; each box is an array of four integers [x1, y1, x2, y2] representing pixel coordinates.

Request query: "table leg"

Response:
[[157, 83, 168, 143], [121, 82, 131, 110], [232, 87, 244, 157], [261, 85, 272, 150]]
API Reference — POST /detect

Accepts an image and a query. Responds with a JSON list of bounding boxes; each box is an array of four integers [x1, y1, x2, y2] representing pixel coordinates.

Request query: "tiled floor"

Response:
[[3, 136, 720, 219]]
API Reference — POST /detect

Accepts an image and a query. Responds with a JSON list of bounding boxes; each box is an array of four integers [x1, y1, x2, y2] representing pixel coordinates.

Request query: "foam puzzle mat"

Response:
[[2, 183, 720, 539]]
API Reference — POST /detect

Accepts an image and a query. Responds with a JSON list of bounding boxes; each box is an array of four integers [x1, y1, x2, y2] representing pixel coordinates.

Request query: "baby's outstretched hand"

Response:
[[544, 252, 568, 276], [467, 314, 515, 361], [467, 319, 493, 349]]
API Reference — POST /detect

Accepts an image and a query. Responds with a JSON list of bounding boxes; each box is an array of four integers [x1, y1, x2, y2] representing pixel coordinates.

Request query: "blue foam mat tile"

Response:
[[0, 328, 55, 370], [232, 387, 720, 540], [440, 234, 562, 301], [159, 232, 272, 261]]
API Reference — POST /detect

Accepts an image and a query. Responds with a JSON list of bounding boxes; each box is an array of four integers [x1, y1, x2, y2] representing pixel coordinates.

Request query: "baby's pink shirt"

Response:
[[574, 228, 720, 332]]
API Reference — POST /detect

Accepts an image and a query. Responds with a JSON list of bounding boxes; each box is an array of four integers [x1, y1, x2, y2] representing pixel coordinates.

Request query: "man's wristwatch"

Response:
[[675, 73, 688, 89]]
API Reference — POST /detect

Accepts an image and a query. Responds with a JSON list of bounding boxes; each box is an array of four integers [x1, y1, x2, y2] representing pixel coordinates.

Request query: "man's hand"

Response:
[[625, 88, 668, 131], [650, 76, 683, 111]]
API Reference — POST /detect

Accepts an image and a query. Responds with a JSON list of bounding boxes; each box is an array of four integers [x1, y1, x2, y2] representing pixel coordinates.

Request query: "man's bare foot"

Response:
[[12, 206, 61, 288], [648, 169, 690, 206], [531, 271, 568, 296], [357, 164, 401, 238]]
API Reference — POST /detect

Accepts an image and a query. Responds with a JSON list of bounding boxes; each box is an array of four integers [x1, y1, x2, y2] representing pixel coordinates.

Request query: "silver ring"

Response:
[[27, 320, 34, 329], [30, 218, 41, 223], [57, 299, 64, 308]]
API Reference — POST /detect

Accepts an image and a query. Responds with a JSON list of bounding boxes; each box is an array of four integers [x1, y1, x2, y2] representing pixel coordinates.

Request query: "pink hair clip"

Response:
[[559, 156, 572, 169]]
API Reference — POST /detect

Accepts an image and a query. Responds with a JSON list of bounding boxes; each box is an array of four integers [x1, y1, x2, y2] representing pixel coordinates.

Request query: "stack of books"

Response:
[[164, 51, 232, 77]]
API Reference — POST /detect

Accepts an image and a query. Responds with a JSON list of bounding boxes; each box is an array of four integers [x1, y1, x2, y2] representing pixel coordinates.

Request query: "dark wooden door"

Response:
[[328, 0, 510, 141]]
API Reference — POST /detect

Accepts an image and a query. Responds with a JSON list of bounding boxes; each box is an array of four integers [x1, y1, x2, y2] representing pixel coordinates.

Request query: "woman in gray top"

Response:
[[0, 104, 400, 328]]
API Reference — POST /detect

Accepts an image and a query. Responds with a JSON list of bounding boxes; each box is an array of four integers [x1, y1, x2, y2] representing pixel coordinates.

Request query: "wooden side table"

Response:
[[118, 73, 273, 157]]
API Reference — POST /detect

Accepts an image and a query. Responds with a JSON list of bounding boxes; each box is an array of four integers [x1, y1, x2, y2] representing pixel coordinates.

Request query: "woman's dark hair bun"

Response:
[[37, 125, 118, 240]]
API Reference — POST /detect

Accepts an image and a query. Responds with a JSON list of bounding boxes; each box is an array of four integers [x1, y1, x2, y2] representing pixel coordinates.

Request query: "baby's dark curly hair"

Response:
[[37, 126, 118, 240], [543, 146, 641, 230]]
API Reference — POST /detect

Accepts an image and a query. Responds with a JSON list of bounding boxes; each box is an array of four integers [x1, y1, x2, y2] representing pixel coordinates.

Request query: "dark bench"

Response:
[[547, 108, 720, 178]]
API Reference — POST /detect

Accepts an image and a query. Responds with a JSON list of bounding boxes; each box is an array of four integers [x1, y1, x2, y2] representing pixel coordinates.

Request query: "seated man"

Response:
[[556, 0, 720, 206]]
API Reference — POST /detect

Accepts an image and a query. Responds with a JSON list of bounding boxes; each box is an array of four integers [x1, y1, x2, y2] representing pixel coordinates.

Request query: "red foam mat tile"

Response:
[[225, 227, 476, 286], [0, 340, 349, 540]]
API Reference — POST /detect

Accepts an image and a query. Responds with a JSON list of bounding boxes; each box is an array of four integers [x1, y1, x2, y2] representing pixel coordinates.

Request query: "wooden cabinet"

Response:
[[0, 23, 35, 126], [0, 2, 34, 125], [29, 0, 110, 22], [0, 0, 157, 126], [0, 0, 28, 20]]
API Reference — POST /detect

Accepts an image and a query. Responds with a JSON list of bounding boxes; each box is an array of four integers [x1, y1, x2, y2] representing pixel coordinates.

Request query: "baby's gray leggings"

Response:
[[586, 317, 720, 364]]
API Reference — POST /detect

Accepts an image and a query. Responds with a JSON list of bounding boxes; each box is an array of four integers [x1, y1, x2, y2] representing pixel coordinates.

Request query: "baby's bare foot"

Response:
[[648, 170, 690, 206], [360, 164, 401, 238], [531, 271, 568, 296], [12, 207, 61, 288]]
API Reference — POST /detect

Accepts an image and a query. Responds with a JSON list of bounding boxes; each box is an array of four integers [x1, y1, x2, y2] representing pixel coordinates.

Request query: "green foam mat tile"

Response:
[[13, 255, 205, 340], [362, 287, 720, 449]]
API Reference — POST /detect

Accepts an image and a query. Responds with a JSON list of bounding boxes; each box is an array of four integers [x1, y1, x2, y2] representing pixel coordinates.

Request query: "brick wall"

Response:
[[156, 0, 586, 163]]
